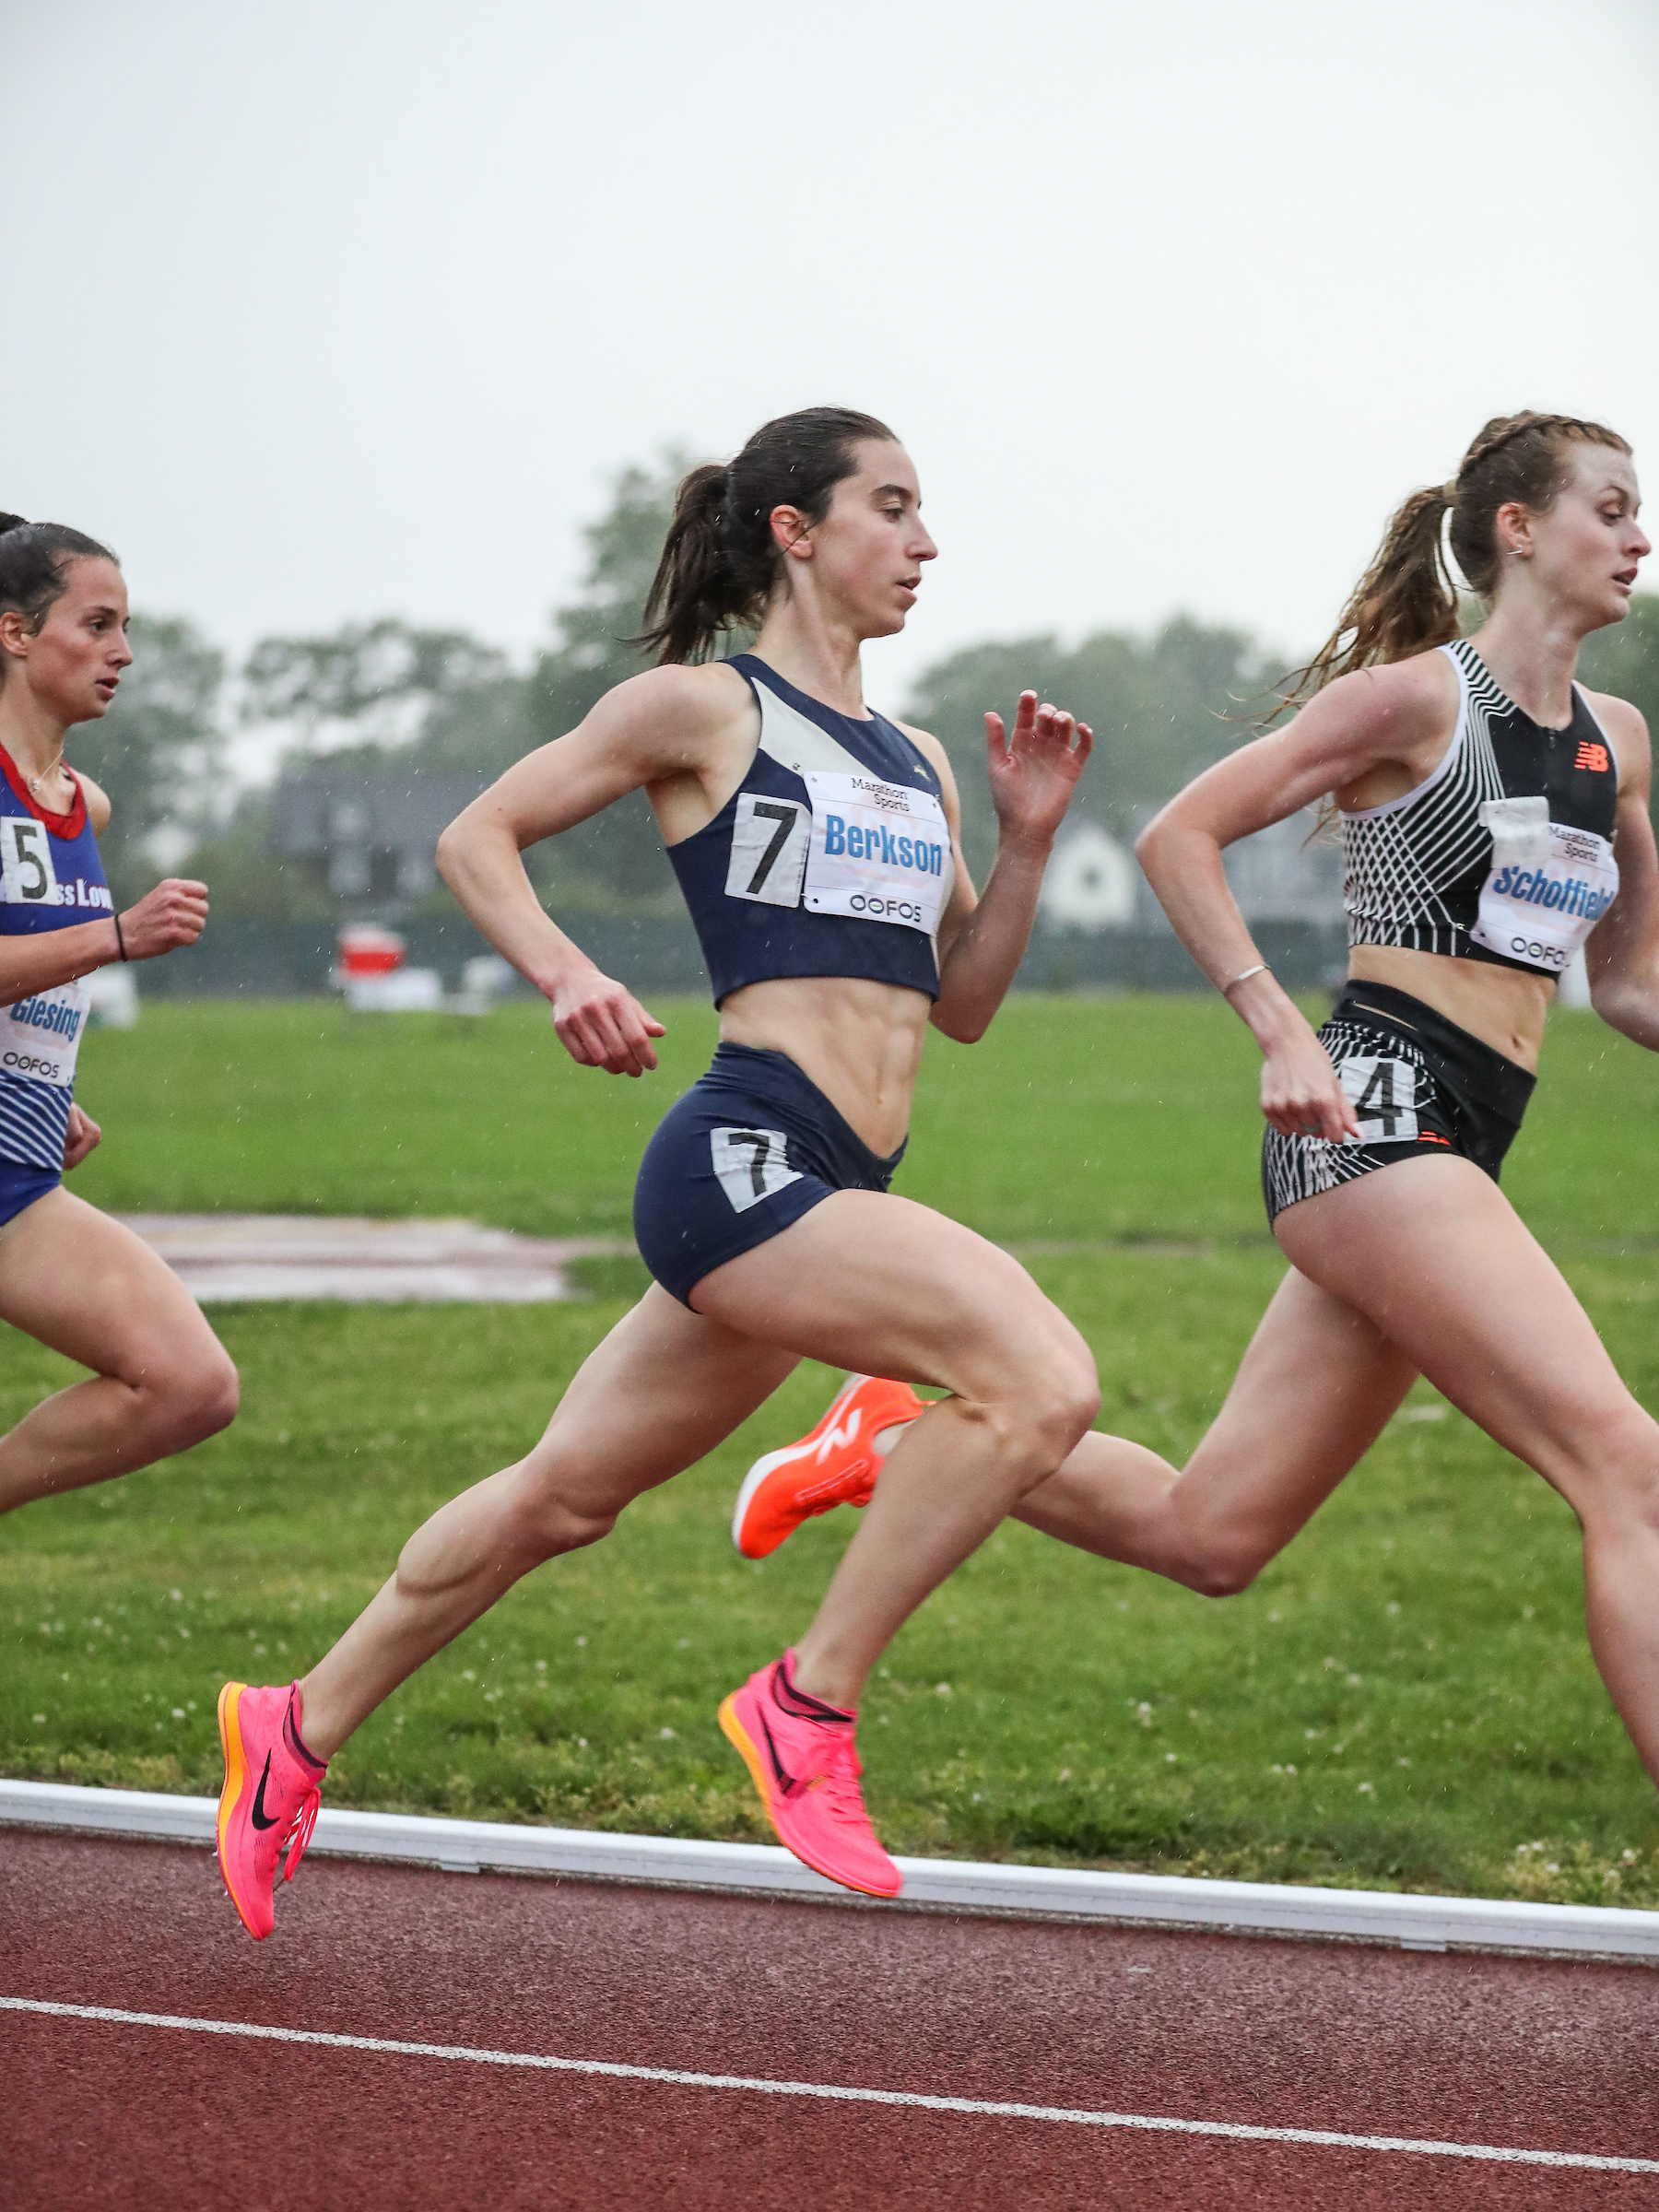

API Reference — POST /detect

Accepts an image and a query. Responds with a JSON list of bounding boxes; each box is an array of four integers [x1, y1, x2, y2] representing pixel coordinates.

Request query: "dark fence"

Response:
[[135, 912, 1348, 1001]]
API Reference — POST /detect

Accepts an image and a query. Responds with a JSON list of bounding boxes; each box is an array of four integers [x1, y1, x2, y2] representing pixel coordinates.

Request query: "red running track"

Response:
[[3, 1830, 1657, 2210]]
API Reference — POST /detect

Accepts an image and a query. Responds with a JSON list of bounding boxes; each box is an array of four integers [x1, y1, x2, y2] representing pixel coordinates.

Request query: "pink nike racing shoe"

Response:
[[731, 1373, 925, 1560], [719, 1648, 901, 1898], [217, 1680, 327, 1941]]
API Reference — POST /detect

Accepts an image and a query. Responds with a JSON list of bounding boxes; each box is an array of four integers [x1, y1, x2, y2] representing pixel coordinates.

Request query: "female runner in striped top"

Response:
[[747, 413, 1659, 1805], [0, 518, 237, 1522]]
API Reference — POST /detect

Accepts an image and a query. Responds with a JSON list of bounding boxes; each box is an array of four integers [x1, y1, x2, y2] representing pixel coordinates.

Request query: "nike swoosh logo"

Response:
[[251, 1749, 278, 1830], [758, 1712, 801, 1798]]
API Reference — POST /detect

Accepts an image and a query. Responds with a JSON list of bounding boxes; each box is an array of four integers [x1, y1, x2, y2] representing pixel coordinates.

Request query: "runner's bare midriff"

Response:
[[1347, 946, 1552, 1072], [720, 974, 931, 1157]]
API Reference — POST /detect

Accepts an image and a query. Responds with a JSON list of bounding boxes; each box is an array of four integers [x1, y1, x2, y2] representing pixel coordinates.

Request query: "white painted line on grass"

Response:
[[5, 1779, 1658, 1961], [4, 1997, 1653, 2174]]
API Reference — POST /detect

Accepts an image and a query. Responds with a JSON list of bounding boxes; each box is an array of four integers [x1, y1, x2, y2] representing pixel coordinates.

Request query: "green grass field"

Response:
[[5, 994, 1659, 1907]]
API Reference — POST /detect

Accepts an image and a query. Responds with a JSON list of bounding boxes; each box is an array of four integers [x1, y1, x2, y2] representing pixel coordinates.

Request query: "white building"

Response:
[[1039, 822, 1138, 931]]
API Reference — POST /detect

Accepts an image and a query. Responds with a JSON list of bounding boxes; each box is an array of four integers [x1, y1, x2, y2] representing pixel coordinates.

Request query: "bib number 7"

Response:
[[724, 794, 809, 908], [712, 1125, 805, 1214]]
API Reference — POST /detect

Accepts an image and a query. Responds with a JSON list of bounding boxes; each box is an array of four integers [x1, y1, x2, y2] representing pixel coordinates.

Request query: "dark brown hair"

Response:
[[638, 406, 898, 664], [1282, 412, 1631, 708], [0, 514, 118, 650]]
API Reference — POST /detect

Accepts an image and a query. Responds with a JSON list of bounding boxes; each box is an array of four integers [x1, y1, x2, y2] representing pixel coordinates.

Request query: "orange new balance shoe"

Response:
[[217, 1681, 326, 1942], [732, 1373, 924, 1560], [719, 1649, 900, 1898]]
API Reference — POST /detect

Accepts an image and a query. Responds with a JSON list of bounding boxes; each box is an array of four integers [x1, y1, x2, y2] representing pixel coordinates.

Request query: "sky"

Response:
[[4, 0, 1657, 748]]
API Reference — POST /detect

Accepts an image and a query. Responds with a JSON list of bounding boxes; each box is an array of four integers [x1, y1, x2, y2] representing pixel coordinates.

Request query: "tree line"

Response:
[[83, 459, 1659, 919]]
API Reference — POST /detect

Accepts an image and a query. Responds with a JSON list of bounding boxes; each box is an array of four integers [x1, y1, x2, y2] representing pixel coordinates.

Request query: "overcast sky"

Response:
[[5, 0, 1656, 739]]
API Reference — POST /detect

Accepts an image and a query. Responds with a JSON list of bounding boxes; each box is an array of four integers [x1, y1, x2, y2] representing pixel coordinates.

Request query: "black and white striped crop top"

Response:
[[1341, 638, 1620, 978]]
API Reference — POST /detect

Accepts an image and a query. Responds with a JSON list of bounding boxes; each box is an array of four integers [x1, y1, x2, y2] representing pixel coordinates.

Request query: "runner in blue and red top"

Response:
[[0, 516, 237, 1523]]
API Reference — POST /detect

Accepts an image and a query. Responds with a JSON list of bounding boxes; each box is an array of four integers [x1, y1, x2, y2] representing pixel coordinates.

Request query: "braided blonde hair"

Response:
[[1280, 411, 1630, 711]]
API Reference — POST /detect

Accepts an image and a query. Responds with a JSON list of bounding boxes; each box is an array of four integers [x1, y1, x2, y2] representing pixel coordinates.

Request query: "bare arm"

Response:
[[919, 694, 1093, 1045], [1135, 657, 1453, 1140], [1584, 699, 1659, 1049], [437, 665, 735, 1077], [0, 881, 209, 1008]]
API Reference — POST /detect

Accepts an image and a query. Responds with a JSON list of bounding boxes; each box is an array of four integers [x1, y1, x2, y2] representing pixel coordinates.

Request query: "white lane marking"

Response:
[[4, 1997, 1655, 2173]]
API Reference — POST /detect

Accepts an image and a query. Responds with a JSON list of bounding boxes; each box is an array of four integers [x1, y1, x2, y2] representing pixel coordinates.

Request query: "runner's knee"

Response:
[[1583, 1430, 1659, 1539], [506, 1465, 618, 1559], [1557, 1405, 1659, 1534], [967, 1337, 1100, 1474], [137, 1341, 240, 1451], [1041, 1356, 1102, 1465]]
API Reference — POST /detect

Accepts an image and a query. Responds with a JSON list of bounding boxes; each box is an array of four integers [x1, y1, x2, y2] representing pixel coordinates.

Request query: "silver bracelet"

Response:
[[1220, 962, 1268, 997]]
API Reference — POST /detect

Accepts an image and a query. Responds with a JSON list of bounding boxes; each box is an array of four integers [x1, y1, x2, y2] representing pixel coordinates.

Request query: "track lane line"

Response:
[[5, 1996, 1655, 2173]]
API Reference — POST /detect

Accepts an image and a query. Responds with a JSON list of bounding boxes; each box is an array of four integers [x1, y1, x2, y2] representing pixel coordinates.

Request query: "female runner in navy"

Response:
[[212, 406, 1096, 1935], [0, 517, 236, 1520], [746, 413, 1659, 1808]]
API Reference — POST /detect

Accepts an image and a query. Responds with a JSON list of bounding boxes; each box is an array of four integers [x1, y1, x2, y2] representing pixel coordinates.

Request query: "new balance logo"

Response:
[[1576, 740, 1610, 773], [815, 1411, 860, 1463]]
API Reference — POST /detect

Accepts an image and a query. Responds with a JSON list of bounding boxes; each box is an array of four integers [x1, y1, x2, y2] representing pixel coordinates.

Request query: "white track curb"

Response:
[[4, 1778, 1656, 1961]]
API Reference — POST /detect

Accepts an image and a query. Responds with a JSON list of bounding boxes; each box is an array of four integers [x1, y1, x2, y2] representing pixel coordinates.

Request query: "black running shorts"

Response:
[[633, 1042, 905, 1306], [1262, 982, 1535, 1225]]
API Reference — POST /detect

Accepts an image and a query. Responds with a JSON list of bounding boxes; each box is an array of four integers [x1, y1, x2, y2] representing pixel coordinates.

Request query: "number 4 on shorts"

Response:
[[1337, 1054, 1420, 1145]]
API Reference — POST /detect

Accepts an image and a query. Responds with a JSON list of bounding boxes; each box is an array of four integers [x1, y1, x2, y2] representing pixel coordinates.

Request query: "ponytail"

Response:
[[639, 463, 749, 666], [1279, 409, 1630, 713], [638, 406, 897, 664]]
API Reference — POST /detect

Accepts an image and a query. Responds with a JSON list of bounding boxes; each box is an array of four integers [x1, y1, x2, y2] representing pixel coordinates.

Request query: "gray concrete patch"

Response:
[[117, 1215, 636, 1303]]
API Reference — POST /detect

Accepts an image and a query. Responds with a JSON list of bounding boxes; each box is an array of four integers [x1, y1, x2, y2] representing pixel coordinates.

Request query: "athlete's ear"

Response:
[[770, 505, 815, 561], [1494, 499, 1535, 562], [0, 608, 34, 662]]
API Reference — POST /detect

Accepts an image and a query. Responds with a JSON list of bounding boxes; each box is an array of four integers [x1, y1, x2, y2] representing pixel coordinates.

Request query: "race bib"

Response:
[[724, 794, 810, 908], [711, 1125, 803, 1214], [1, 816, 60, 908], [0, 982, 89, 1090], [801, 771, 952, 936], [1470, 796, 1618, 973], [1335, 1053, 1420, 1146]]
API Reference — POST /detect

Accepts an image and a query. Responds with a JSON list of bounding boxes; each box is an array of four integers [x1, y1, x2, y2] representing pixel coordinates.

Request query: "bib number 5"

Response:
[[1, 818, 58, 906]]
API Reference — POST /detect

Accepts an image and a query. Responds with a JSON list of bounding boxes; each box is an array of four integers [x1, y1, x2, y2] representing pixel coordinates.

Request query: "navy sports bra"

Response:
[[1342, 639, 1620, 977], [666, 654, 956, 1006]]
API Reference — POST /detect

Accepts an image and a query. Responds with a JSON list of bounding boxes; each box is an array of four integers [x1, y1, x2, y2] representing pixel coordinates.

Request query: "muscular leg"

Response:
[[1275, 1157, 1659, 1784], [0, 1190, 239, 1515], [691, 1193, 1099, 1707], [300, 1189, 1097, 1754], [300, 1288, 799, 1754], [1014, 1265, 1418, 1593], [1018, 1153, 1659, 1785]]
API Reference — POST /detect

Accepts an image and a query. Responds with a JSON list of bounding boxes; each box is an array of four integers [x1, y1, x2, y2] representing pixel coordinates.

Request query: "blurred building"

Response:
[[1038, 822, 1138, 929], [1041, 812, 1343, 935], [1221, 811, 1344, 924], [273, 766, 488, 905]]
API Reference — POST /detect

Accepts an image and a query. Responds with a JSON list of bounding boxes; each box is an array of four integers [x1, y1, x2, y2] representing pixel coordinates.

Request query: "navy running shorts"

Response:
[[0, 1159, 61, 1230], [633, 1042, 905, 1307], [1263, 981, 1535, 1224]]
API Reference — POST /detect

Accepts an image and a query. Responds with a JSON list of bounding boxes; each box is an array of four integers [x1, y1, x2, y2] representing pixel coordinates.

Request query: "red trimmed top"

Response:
[[0, 745, 87, 839]]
